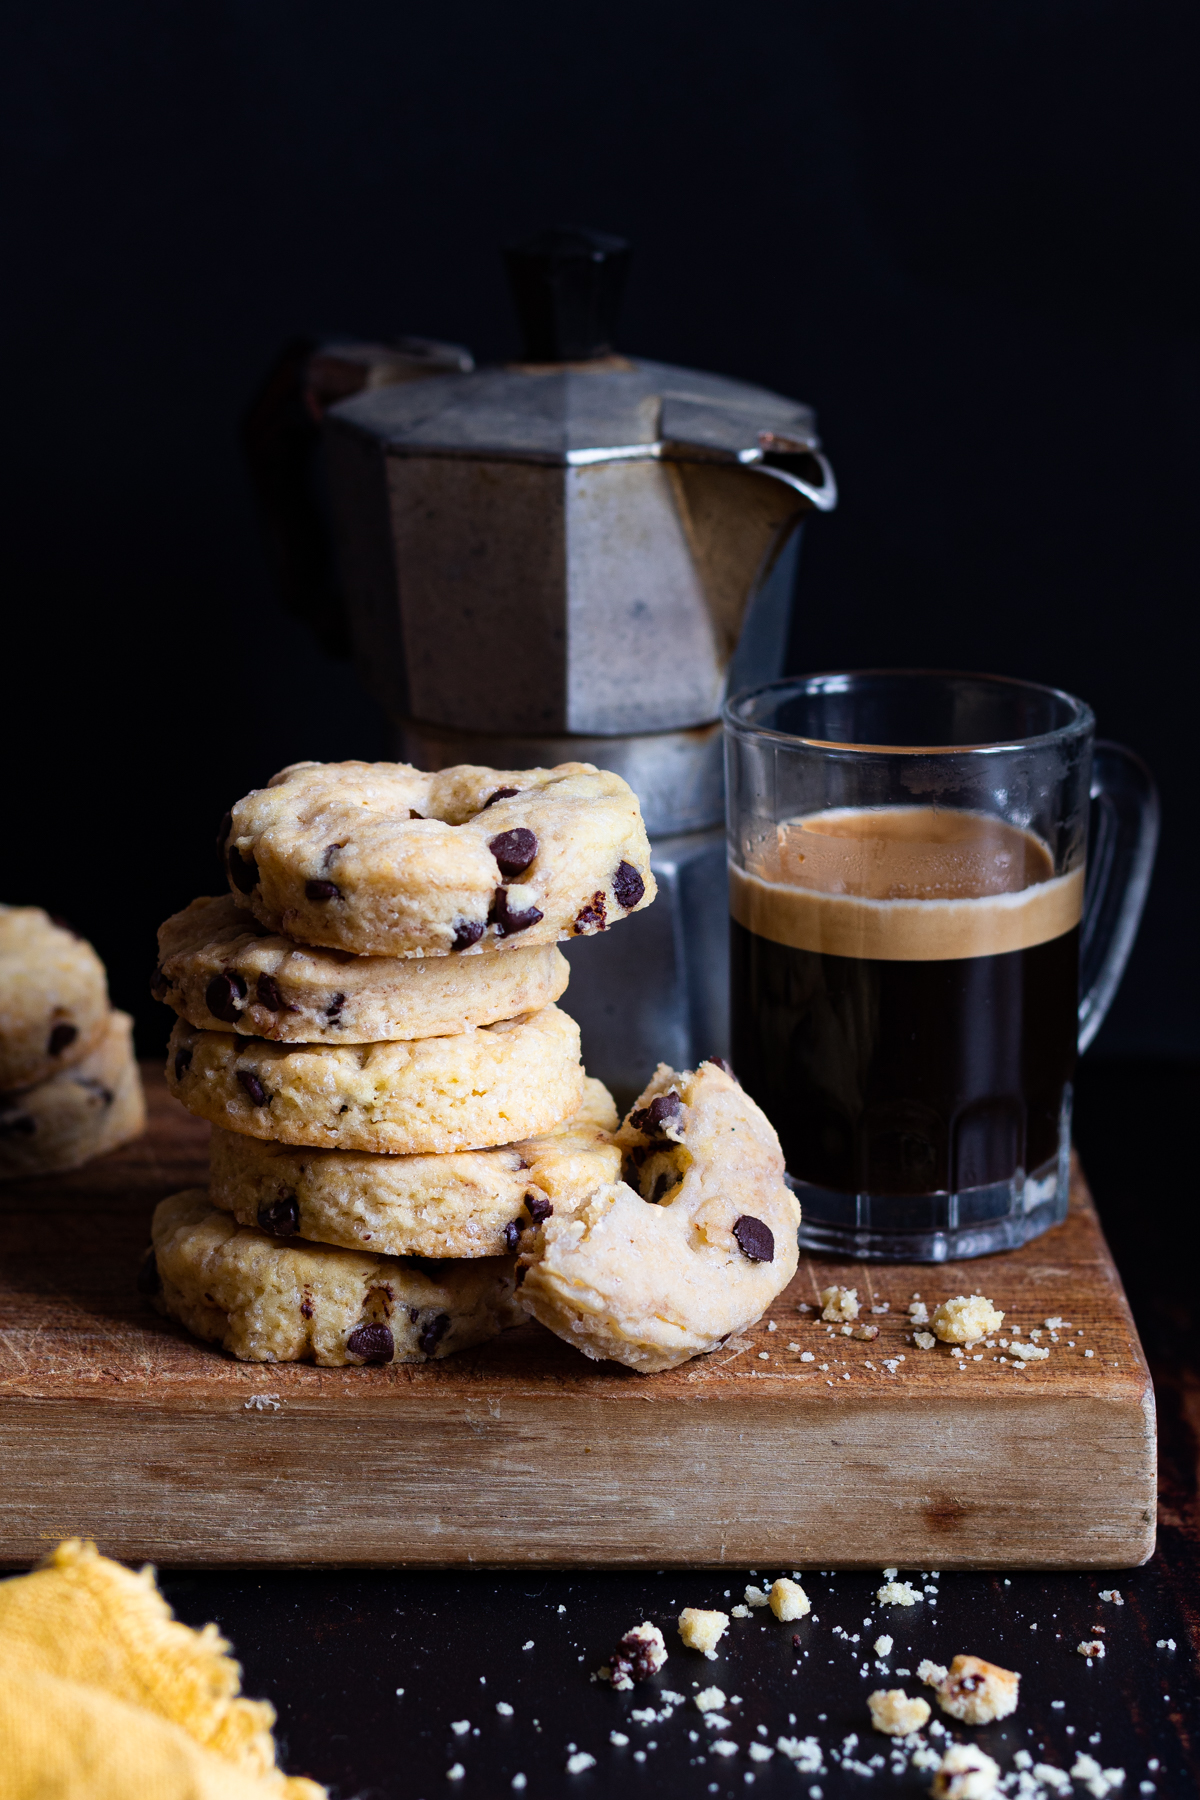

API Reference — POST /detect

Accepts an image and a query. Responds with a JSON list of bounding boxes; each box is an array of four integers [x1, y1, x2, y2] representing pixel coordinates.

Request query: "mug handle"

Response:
[[1077, 741, 1160, 1052]]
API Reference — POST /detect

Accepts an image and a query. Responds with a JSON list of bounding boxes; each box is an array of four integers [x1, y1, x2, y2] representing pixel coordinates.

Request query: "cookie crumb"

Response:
[[877, 1581, 922, 1607], [913, 1330, 936, 1350], [769, 1579, 811, 1622], [1078, 1640, 1105, 1660], [908, 1301, 930, 1325], [679, 1608, 730, 1658], [867, 1689, 931, 1735], [566, 1752, 596, 1774], [932, 1295, 1004, 1344], [446, 1765, 465, 1782], [745, 1585, 770, 1608], [929, 1742, 1001, 1798], [874, 1635, 893, 1658], [1010, 1342, 1050, 1362], [927, 1655, 1020, 1723], [1099, 1589, 1124, 1606], [820, 1285, 859, 1322], [695, 1686, 726, 1712], [496, 1702, 514, 1716], [605, 1622, 667, 1690], [1071, 1753, 1126, 1796]]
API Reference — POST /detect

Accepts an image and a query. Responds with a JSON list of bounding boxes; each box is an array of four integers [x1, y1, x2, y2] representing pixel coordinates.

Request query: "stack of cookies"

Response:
[[145, 758, 656, 1367], [0, 905, 145, 1178]]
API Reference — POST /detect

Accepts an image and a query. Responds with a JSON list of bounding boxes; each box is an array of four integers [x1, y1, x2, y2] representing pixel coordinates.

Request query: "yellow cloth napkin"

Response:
[[0, 1539, 325, 1800]]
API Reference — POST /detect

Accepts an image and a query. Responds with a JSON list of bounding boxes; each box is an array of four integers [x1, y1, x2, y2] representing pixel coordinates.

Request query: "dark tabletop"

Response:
[[161, 1058, 1200, 1800]]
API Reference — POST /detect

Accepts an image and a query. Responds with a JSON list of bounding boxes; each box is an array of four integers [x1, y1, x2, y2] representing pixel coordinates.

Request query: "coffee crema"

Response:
[[730, 807, 1083, 963]]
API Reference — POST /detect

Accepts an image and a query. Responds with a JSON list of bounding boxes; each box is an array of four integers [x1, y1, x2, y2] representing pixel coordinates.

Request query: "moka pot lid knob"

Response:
[[503, 225, 631, 363]]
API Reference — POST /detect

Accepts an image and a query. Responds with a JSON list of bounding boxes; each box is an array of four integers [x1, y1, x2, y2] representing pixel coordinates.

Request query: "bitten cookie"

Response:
[[148, 1189, 523, 1365], [208, 1076, 621, 1258], [518, 1060, 801, 1373], [219, 759, 656, 957], [0, 1010, 145, 1179], [0, 905, 110, 1091], [154, 894, 570, 1042], [165, 1007, 584, 1154]]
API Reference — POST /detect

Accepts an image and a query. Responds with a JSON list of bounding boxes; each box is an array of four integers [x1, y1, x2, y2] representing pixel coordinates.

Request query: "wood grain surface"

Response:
[[0, 1067, 1155, 1570]]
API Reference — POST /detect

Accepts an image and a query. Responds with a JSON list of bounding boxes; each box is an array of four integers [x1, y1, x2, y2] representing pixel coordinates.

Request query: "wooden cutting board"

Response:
[[0, 1067, 1154, 1570]]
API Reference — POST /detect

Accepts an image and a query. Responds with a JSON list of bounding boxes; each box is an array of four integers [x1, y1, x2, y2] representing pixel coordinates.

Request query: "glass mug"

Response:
[[723, 671, 1158, 1261]]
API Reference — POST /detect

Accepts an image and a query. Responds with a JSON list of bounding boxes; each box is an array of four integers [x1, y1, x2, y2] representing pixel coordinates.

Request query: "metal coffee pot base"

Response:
[[561, 827, 728, 1110]]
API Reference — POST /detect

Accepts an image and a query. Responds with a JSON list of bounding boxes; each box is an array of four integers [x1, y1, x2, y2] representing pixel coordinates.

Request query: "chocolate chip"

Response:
[[613, 861, 645, 910], [300, 1296, 314, 1319], [0, 1109, 35, 1138], [488, 888, 544, 937], [228, 848, 258, 894], [488, 827, 538, 878], [574, 892, 607, 933], [173, 1046, 193, 1082], [255, 973, 297, 1014], [451, 919, 485, 951], [346, 1322, 394, 1363], [418, 1311, 450, 1357], [733, 1214, 775, 1262], [237, 1069, 268, 1107], [629, 1091, 682, 1136], [305, 879, 340, 902], [503, 1221, 521, 1252], [150, 964, 170, 1001], [954, 1674, 984, 1694], [258, 1192, 300, 1236], [408, 1306, 420, 1323], [650, 1172, 673, 1203], [609, 1630, 662, 1687], [707, 1055, 736, 1077], [205, 971, 247, 1024], [47, 1022, 78, 1057], [526, 1192, 553, 1225], [324, 991, 346, 1023], [482, 787, 519, 809], [322, 842, 344, 870]]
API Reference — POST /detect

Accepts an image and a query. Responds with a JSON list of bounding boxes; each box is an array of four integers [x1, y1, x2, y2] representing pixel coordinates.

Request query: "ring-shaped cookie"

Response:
[[0, 1010, 145, 1180], [154, 895, 570, 1042], [149, 1189, 523, 1365], [0, 905, 110, 1091], [165, 1007, 583, 1154], [518, 1060, 800, 1372], [207, 1077, 620, 1258], [221, 759, 655, 957]]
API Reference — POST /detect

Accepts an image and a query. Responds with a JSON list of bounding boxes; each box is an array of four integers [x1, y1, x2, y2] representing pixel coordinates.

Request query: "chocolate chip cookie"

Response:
[[165, 1005, 584, 1154], [518, 1059, 801, 1373], [219, 759, 655, 957], [207, 1076, 620, 1258], [0, 905, 110, 1091], [154, 894, 570, 1042], [0, 1010, 145, 1179], [148, 1189, 524, 1365]]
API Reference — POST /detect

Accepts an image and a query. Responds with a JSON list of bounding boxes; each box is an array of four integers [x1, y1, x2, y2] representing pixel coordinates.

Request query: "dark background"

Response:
[[2, 0, 1197, 1060]]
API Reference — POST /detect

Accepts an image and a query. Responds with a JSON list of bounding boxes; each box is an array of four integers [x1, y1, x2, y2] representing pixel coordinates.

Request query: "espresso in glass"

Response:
[[723, 671, 1158, 1260], [730, 806, 1083, 1199]]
